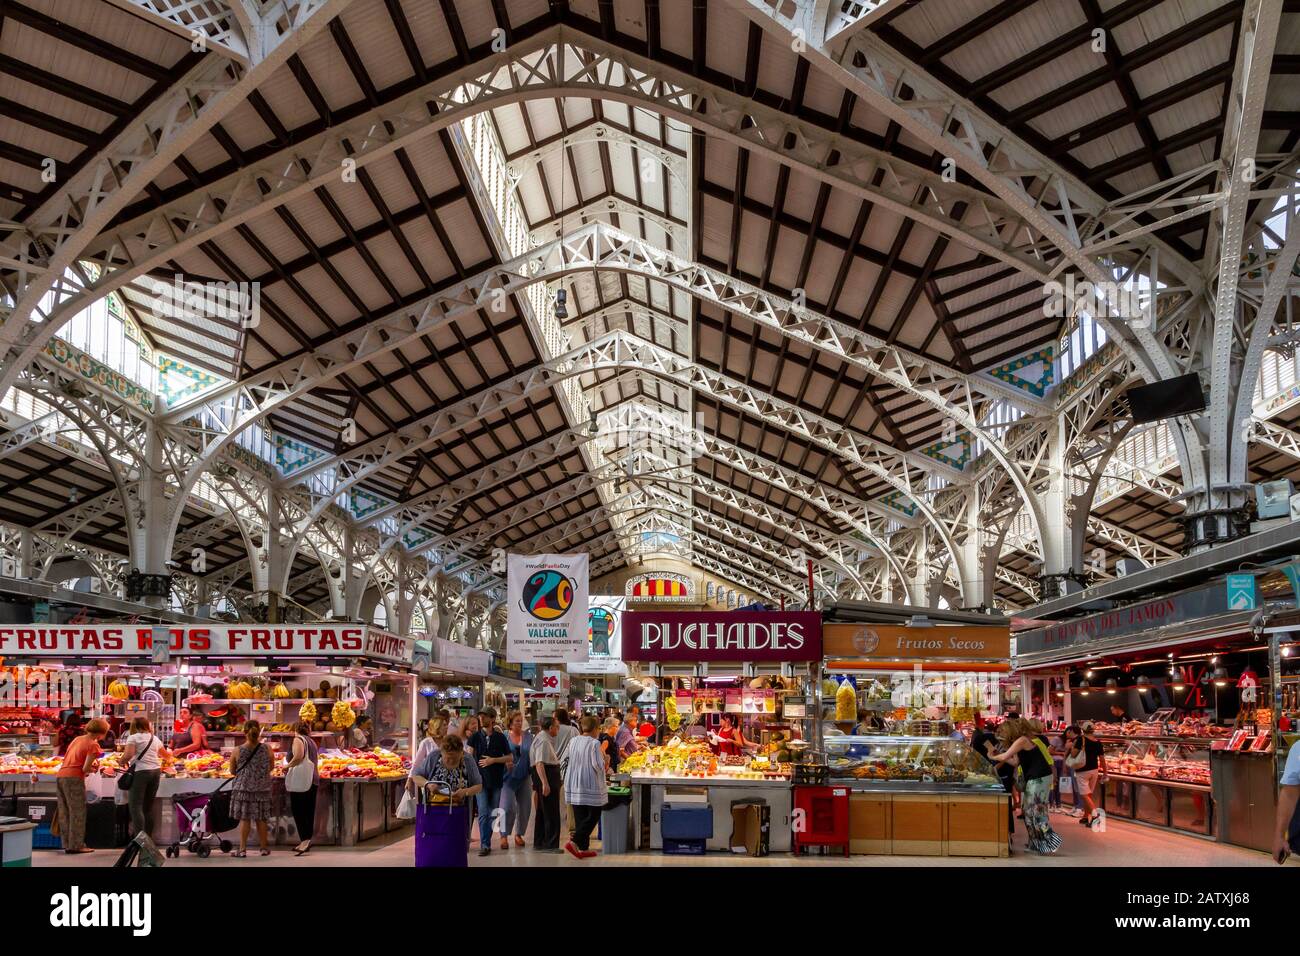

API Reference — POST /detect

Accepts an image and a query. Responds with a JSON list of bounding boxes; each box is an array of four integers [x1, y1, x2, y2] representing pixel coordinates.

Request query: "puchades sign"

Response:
[[621, 611, 823, 662], [0, 625, 415, 667], [506, 552, 590, 663]]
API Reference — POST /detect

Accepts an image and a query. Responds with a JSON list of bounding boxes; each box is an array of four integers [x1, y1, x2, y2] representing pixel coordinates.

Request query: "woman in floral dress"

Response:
[[229, 720, 273, 856]]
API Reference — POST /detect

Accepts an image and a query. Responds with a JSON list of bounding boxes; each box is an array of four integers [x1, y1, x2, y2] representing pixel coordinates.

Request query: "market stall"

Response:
[[0, 623, 419, 848], [414, 636, 491, 723], [817, 618, 1013, 857], [1014, 572, 1295, 851], [620, 610, 821, 853]]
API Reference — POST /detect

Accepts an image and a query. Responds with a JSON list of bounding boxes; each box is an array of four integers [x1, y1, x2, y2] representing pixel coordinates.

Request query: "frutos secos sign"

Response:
[[622, 611, 822, 662]]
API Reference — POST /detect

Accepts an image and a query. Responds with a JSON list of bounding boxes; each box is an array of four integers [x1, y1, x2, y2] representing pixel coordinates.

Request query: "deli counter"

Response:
[[824, 733, 1009, 857]]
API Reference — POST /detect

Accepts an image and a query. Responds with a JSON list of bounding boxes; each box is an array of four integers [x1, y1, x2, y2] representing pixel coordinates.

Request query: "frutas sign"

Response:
[[0, 625, 415, 666], [622, 611, 822, 662]]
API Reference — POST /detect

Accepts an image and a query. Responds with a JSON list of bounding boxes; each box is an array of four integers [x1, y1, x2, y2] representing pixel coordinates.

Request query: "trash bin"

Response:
[[601, 786, 632, 855]]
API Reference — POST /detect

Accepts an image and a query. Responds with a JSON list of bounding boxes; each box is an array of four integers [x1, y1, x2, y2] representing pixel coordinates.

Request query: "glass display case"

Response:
[[823, 734, 1004, 791], [1097, 736, 1212, 788], [1095, 735, 1213, 836]]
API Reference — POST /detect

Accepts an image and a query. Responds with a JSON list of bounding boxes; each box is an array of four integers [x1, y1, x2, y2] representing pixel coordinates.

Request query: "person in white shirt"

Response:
[[553, 709, 579, 835], [1275, 741, 1300, 864], [120, 717, 166, 838]]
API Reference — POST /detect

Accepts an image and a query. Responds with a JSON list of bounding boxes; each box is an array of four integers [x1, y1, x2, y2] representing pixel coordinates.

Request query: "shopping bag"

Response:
[[396, 789, 416, 820], [1058, 775, 1074, 795], [1091, 808, 1107, 833]]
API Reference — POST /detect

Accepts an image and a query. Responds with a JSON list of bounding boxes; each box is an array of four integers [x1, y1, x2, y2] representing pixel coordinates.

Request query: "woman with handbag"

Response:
[[120, 718, 166, 839], [1068, 722, 1107, 828], [283, 721, 319, 856], [228, 720, 273, 857], [992, 718, 1062, 854]]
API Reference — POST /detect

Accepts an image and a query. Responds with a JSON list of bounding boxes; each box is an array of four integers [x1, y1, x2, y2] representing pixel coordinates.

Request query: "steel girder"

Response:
[[1247, 417, 1300, 461], [1207, 0, 1286, 493], [349, 395, 902, 593], [0, 0, 354, 401], [524, 507, 804, 605], [740, 0, 1217, 499], [63, 22, 1044, 300], [505, 121, 688, 197], [1230, 179, 1300, 477], [1086, 515, 1180, 567], [419, 445, 871, 593], [0, 410, 63, 463], [262, 328, 968, 589], [157, 222, 1037, 491], [4, 22, 1055, 423]]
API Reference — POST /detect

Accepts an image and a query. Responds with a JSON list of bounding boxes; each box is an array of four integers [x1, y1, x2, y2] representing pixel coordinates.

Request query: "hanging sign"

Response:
[[570, 596, 627, 675], [622, 611, 822, 662], [1226, 573, 1258, 611], [506, 553, 589, 663]]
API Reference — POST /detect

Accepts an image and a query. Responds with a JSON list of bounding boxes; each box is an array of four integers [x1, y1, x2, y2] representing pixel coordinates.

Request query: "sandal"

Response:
[[260, 848, 271, 856], [233, 849, 247, 858]]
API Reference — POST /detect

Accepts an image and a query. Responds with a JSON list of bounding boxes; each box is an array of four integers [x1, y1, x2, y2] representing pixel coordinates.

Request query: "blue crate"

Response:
[[661, 804, 712, 840], [663, 837, 707, 855], [32, 826, 61, 851]]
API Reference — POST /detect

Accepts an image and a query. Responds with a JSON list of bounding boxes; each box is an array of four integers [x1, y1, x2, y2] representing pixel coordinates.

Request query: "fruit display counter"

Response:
[[624, 738, 795, 853], [2, 746, 412, 848]]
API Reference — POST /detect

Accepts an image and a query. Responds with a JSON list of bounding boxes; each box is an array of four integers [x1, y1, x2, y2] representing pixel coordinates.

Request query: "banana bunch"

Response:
[[272, 683, 291, 699], [330, 700, 355, 729], [226, 681, 257, 699], [664, 693, 681, 730], [299, 701, 317, 721], [107, 680, 131, 699]]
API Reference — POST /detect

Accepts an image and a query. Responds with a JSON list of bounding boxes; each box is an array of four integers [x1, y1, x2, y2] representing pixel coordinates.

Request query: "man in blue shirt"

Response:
[[1275, 742, 1299, 864], [467, 708, 512, 857]]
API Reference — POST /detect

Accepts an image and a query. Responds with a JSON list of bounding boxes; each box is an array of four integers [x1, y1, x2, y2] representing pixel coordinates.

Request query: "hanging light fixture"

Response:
[[1136, 675, 1150, 693], [1079, 677, 1091, 696], [1213, 665, 1229, 687], [554, 287, 569, 320], [1105, 678, 1118, 695]]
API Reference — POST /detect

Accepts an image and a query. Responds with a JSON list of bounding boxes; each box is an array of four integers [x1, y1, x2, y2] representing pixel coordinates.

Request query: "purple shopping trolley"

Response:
[[414, 782, 468, 868]]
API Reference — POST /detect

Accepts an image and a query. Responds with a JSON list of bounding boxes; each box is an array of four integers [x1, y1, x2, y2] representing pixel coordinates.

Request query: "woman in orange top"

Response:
[[56, 717, 109, 854]]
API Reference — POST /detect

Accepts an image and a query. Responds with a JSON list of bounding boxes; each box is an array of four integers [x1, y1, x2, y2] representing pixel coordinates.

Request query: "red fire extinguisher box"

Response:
[[793, 786, 850, 856]]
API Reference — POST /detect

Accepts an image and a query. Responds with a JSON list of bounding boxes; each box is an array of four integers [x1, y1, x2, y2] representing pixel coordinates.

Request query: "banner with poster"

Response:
[[506, 553, 589, 663], [570, 595, 627, 676]]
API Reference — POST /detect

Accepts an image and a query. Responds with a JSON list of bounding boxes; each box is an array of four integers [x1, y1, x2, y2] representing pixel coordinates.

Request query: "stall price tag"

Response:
[[251, 703, 274, 715], [37, 734, 50, 746], [124, 701, 146, 715]]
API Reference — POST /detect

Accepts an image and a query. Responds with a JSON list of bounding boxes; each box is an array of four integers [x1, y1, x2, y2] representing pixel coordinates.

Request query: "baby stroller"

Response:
[[167, 780, 236, 859]]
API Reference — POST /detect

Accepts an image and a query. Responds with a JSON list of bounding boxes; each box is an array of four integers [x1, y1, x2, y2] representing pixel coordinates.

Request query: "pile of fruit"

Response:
[[107, 679, 131, 699], [317, 747, 406, 779], [299, 700, 317, 721], [224, 680, 260, 700], [0, 755, 63, 774], [182, 751, 229, 777], [330, 700, 356, 729]]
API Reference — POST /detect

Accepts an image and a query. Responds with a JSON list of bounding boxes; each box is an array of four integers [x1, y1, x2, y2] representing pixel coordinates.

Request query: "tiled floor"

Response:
[[32, 811, 1294, 868]]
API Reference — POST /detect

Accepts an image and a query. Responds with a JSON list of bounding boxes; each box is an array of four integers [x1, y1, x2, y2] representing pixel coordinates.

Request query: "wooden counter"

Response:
[[848, 789, 1008, 857]]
